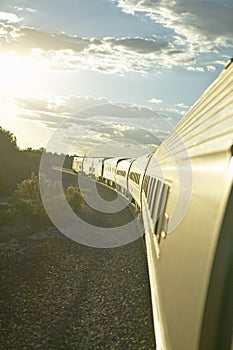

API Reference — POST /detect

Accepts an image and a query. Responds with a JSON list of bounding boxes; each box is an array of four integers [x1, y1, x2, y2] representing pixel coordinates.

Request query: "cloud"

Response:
[[0, 26, 91, 54], [66, 122, 162, 157], [3, 3, 230, 74], [207, 65, 216, 71], [113, 0, 233, 55], [16, 95, 169, 123], [14, 94, 174, 154], [0, 11, 22, 23], [0, 21, 195, 73], [149, 98, 163, 104], [186, 66, 205, 72], [214, 60, 226, 66], [175, 102, 189, 109], [16, 95, 108, 115], [0, 3, 232, 74], [162, 106, 186, 117], [17, 111, 65, 124], [105, 37, 169, 54], [26, 8, 37, 13]]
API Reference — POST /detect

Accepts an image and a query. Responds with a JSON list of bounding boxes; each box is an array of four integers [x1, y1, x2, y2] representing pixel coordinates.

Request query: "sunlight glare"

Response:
[[0, 52, 48, 95]]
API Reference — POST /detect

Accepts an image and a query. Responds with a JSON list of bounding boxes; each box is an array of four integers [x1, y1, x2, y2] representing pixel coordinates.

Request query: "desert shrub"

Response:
[[65, 185, 84, 212], [0, 202, 17, 225], [9, 173, 54, 228], [9, 173, 84, 229]]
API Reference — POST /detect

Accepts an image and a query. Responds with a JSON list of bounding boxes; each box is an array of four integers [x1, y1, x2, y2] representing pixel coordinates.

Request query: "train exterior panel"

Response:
[[103, 157, 127, 186], [128, 154, 152, 207], [72, 156, 84, 173], [143, 59, 233, 350], [82, 157, 95, 177], [115, 158, 134, 195], [92, 157, 106, 180]]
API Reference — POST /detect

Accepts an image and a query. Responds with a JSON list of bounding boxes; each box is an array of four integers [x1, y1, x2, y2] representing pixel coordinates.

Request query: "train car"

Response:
[[143, 58, 233, 350], [128, 153, 152, 208], [82, 157, 95, 178], [92, 157, 106, 181], [103, 157, 127, 187], [115, 158, 135, 196], [72, 156, 84, 173]]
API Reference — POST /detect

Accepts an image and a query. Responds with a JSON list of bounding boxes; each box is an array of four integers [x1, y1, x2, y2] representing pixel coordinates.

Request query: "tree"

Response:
[[0, 126, 18, 151]]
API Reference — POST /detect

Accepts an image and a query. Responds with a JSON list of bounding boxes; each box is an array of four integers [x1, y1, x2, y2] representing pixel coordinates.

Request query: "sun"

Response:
[[0, 52, 48, 95], [0, 51, 51, 142]]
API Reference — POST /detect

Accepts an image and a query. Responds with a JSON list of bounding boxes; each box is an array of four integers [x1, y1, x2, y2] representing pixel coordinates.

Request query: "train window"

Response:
[[117, 170, 126, 177], [148, 177, 157, 209], [154, 183, 170, 241], [129, 171, 140, 184], [147, 177, 153, 200], [146, 175, 149, 195], [142, 175, 148, 194], [150, 180, 161, 218]]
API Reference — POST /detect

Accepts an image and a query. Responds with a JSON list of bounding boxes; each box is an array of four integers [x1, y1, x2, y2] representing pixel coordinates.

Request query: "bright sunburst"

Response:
[[0, 52, 48, 95]]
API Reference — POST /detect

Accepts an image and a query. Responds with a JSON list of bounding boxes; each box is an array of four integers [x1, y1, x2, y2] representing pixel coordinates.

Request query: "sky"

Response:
[[0, 0, 232, 156]]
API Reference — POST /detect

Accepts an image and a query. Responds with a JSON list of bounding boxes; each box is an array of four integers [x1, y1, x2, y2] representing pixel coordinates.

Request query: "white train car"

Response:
[[143, 58, 233, 350], [82, 157, 94, 177], [115, 158, 135, 195], [128, 153, 152, 208], [72, 156, 84, 173], [92, 157, 106, 181], [103, 157, 127, 187]]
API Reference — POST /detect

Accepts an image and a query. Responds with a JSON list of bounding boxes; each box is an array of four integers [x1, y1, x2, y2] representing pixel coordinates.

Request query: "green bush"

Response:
[[0, 202, 17, 225], [9, 173, 54, 228], [8, 173, 84, 229], [0, 172, 85, 243], [65, 185, 84, 212]]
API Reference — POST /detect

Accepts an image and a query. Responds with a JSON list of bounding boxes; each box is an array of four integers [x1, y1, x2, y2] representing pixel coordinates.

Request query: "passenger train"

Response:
[[72, 59, 233, 350]]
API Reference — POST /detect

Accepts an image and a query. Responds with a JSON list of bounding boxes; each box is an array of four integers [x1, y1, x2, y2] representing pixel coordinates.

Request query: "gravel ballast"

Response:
[[0, 178, 156, 349]]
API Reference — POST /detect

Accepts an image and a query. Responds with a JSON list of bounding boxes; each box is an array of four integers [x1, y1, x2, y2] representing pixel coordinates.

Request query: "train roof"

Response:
[[224, 57, 233, 69], [73, 156, 84, 161], [116, 158, 135, 167], [104, 157, 130, 164]]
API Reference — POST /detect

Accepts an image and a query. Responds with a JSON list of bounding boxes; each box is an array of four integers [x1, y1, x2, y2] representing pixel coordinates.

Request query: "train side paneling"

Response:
[[92, 157, 106, 180], [141, 172, 170, 258], [82, 157, 94, 177], [115, 158, 134, 195], [128, 154, 152, 208], [144, 59, 233, 350], [72, 156, 84, 173], [103, 158, 127, 186]]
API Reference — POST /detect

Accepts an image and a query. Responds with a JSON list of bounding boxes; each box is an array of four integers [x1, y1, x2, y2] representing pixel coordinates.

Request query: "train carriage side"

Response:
[[115, 158, 134, 196], [144, 59, 233, 350], [103, 157, 128, 187], [72, 156, 84, 173], [92, 157, 106, 181], [82, 157, 95, 178], [128, 154, 152, 208]]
